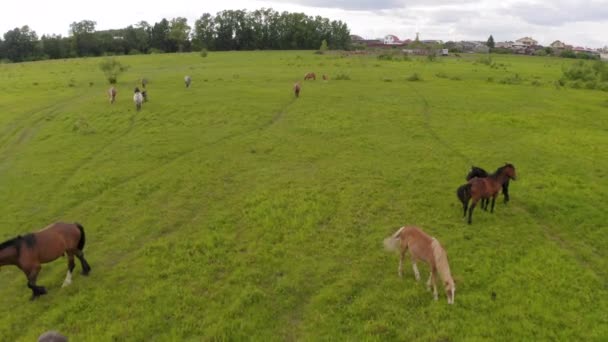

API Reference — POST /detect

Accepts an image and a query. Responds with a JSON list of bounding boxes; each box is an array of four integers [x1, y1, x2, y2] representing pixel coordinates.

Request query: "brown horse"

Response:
[[0, 222, 91, 300], [294, 82, 301, 97], [108, 87, 117, 104], [457, 163, 516, 224], [304, 72, 316, 80], [322, 74, 328, 81], [384, 226, 455, 304]]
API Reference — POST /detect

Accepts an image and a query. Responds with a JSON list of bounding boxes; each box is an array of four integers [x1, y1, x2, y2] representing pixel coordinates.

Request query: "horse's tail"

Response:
[[76, 223, 86, 251], [457, 183, 472, 205], [383, 227, 405, 252]]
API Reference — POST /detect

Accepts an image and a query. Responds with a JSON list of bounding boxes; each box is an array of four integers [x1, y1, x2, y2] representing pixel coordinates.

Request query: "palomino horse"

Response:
[[133, 87, 144, 111], [108, 87, 117, 104], [184, 75, 192, 88], [466, 165, 511, 208], [384, 226, 455, 304], [0, 222, 91, 300], [304, 72, 316, 80], [294, 82, 301, 97], [457, 163, 517, 224]]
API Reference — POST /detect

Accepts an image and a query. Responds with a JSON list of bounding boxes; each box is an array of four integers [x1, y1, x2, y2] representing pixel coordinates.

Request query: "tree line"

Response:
[[0, 8, 351, 63]]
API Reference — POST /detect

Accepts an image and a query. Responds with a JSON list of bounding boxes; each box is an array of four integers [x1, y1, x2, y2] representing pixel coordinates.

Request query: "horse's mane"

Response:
[[431, 238, 453, 283], [494, 163, 514, 175], [466, 166, 488, 180], [0, 236, 21, 251]]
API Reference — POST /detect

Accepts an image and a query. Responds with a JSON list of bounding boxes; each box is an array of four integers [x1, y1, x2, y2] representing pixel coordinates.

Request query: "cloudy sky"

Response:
[[1, 0, 607, 47]]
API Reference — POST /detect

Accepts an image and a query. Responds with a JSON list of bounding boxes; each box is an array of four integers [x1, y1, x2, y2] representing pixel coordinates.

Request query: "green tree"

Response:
[[487, 35, 495, 49], [70, 20, 99, 56], [169, 17, 191, 52], [41, 34, 71, 59], [150, 19, 170, 52], [193, 13, 215, 50], [99, 58, 129, 84], [2, 26, 40, 62], [320, 39, 328, 51]]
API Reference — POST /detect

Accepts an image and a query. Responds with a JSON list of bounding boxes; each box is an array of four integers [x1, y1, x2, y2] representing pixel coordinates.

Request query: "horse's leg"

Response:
[[431, 268, 438, 301], [75, 250, 91, 275], [411, 260, 420, 282], [62, 253, 76, 287], [25, 264, 47, 299], [426, 272, 432, 291], [468, 199, 478, 224], [503, 182, 510, 203], [463, 198, 468, 218], [491, 194, 497, 213], [398, 249, 404, 278]]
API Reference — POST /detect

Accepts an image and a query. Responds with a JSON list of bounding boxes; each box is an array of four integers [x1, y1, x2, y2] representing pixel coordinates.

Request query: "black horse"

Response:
[[465, 165, 511, 209]]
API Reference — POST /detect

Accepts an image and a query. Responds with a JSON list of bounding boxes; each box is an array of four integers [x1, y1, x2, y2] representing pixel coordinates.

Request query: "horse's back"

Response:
[[402, 226, 435, 262], [33, 223, 81, 262]]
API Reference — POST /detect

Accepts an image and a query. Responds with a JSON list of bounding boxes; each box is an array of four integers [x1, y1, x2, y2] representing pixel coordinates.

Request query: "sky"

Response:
[[1, 0, 607, 48]]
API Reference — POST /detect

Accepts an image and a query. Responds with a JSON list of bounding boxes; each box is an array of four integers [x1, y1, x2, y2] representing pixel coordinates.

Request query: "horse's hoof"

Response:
[[82, 270, 90, 276]]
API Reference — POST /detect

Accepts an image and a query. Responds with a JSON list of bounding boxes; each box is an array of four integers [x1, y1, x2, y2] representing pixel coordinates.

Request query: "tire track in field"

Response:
[[48, 96, 298, 219], [406, 83, 473, 165]]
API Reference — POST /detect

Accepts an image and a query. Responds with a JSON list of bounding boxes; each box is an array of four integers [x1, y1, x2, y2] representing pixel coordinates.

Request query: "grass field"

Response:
[[0, 51, 606, 341]]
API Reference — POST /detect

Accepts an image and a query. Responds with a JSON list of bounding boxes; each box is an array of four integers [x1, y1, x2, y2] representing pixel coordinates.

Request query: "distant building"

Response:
[[495, 41, 514, 49], [384, 34, 403, 45], [421, 39, 443, 45], [550, 40, 567, 49], [515, 37, 538, 46], [350, 35, 364, 42]]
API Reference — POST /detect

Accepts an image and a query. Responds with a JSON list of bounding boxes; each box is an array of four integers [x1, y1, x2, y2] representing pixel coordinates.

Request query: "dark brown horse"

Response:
[[0, 222, 91, 300], [457, 164, 517, 224], [304, 72, 316, 80], [294, 82, 301, 97], [466, 165, 512, 209]]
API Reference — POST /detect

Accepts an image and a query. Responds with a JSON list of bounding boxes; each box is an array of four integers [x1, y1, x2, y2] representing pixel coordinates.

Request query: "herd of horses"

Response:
[[1, 69, 517, 307], [383, 163, 516, 304], [106, 75, 191, 111]]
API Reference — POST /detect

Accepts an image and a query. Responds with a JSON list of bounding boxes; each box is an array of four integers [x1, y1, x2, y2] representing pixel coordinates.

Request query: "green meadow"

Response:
[[0, 51, 606, 341]]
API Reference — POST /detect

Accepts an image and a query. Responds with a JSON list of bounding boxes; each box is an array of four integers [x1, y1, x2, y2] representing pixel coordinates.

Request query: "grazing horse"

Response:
[[466, 165, 511, 207], [457, 163, 517, 224], [322, 74, 328, 81], [294, 82, 301, 97], [304, 72, 316, 80], [38, 331, 68, 342], [141, 77, 148, 89], [184, 75, 192, 88], [133, 87, 143, 111], [108, 87, 117, 104], [0, 222, 91, 300], [384, 226, 455, 304]]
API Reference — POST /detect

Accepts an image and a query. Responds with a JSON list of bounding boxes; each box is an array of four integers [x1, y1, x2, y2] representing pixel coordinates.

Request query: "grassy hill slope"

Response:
[[0, 51, 606, 341]]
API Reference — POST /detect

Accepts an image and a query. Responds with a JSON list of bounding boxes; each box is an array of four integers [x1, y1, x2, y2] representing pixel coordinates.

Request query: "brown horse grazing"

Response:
[[304, 72, 316, 80], [294, 82, 301, 97], [108, 87, 117, 104], [322, 74, 328, 81], [384, 226, 455, 304], [457, 163, 517, 224], [0, 222, 91, 300]]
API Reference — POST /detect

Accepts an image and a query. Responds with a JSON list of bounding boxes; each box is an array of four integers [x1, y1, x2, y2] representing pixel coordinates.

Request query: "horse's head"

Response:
[[445, 278, 455, 304], [503, 163, 517, 180]]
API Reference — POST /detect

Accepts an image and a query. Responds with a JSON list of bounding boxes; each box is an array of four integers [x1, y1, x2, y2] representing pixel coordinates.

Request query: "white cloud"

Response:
[[0, 0, 606, 47]]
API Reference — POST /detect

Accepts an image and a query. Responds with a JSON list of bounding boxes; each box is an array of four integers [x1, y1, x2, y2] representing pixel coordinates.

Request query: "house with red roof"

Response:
[[384, 34, 403, 45]]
